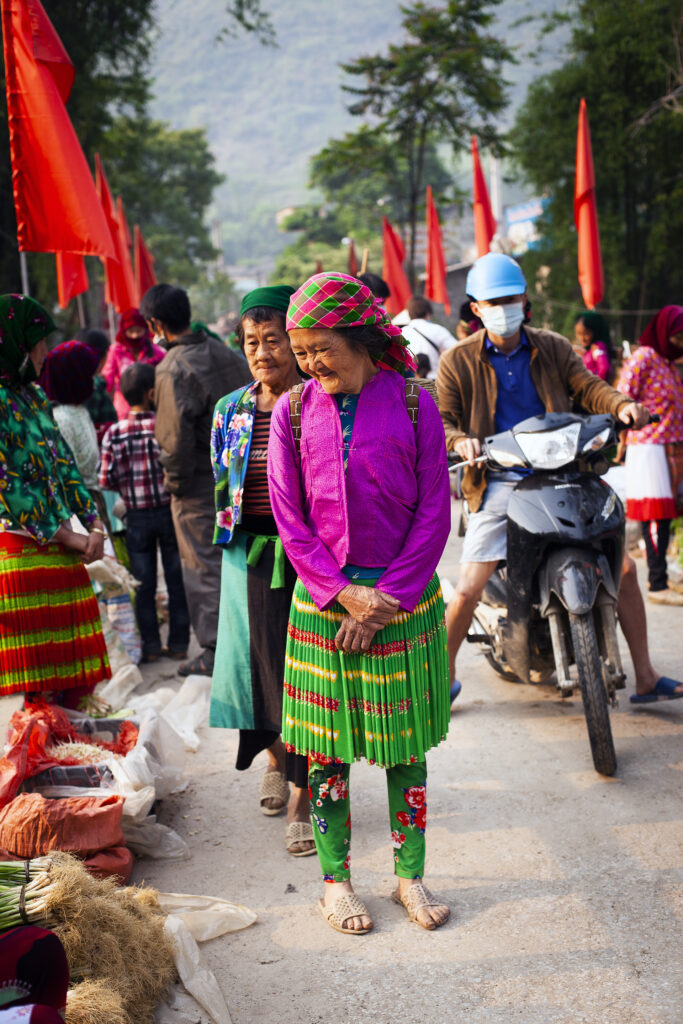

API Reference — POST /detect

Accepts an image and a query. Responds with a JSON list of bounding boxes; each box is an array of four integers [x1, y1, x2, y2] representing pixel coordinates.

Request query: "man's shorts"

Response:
[[460, 476, 518, 563]]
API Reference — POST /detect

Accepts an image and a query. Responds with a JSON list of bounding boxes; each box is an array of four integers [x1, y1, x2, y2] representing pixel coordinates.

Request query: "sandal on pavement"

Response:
[[178, 650, 215, 677], [318, 893, 373, 935], [392, 882, 450, 930], [630, 676, 683, 704], [285, 820, 316, 857], [259, 769, 289, 816]]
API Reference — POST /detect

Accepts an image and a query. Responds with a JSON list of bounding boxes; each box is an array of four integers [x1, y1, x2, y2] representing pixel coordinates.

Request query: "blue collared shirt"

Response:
[[485, 330, 544, 433]]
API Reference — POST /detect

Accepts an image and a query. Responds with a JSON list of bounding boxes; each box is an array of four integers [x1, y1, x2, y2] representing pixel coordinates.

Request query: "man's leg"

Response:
[[446, 560, 499, 682], [157, 505, 190, 654], [170, 492, 221, 662], [617, 552, 683, 697], [125, 509, 161, 659]]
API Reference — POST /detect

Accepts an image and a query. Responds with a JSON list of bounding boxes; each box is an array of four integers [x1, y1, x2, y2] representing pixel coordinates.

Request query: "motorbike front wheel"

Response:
[[569, 611, 617, 776]]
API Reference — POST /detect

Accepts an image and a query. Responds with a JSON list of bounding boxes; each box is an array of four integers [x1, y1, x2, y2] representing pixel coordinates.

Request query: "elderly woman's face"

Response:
[[29, 339, 48, 376], [289, 329, 375, 394], [242, 317, 296, 389]]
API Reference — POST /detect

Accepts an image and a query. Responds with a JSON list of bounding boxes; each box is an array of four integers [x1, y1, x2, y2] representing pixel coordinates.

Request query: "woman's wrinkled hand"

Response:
[[337, 585, 400, 630], [334, 615, 377, 653], [53, 523, 88, 556], [82, 531, 105, 564]]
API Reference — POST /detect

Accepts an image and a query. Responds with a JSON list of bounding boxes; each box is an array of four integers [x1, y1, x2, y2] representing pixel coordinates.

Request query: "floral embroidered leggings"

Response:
[[308, 760, 427, 881]]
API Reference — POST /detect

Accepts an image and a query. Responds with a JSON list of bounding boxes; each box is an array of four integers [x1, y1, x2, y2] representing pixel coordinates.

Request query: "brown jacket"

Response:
[[436, 326, 630, 512]]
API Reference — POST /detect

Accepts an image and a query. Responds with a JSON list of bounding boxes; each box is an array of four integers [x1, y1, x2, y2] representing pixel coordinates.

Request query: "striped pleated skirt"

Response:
[[0, 533, 110, 697], [282, 573, 450, 769]]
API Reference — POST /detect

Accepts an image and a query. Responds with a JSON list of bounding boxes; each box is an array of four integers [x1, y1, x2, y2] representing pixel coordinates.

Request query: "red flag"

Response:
[[315, 259, 324, 274], [55, 251, 88, 309], [574, 99, 604, 310], [134, 225, 157, 301], [348, 238, 359, 277], [381, 217, 411, 317], [424, 186, 451, 315], [116, 196, 138, 306], [472, 136, 496, 258], [95, 155, 134, 312], [1, 0, 115, 257]]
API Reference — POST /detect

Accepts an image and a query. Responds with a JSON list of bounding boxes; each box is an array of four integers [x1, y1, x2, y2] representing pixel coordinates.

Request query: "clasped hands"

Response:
[[334, 584, 400, 653]]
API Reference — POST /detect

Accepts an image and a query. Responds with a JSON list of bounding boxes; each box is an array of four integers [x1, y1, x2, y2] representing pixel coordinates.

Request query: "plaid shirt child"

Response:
[[99, 412, 169, 509]]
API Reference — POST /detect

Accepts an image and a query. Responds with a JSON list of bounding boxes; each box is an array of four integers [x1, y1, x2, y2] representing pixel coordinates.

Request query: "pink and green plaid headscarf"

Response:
[[286, 272, 416, 374]]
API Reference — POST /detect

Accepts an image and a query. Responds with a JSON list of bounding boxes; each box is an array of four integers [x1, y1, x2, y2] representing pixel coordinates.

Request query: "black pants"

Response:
[[126, 506, 190, 656], [641, 519, 671, 592]]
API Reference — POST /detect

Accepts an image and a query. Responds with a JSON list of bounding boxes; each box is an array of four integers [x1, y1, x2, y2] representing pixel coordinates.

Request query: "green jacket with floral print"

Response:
[[210, 381, 259, 545], [0, 383, 98, 544]]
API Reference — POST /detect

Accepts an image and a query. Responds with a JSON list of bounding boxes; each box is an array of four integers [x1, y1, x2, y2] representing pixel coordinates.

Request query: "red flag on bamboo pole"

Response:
[[424, 186, 451, 315], [134, 225, 157, 301], [348, 238, 359, 277], [95, 155, 133, 313], [116, 196, 138, 306], [55, 252, 88, 309], [1, 0, 115, 257], [471, 136, 496, 258], [574, 99, 604, 310], [381, 217, 411, 318]]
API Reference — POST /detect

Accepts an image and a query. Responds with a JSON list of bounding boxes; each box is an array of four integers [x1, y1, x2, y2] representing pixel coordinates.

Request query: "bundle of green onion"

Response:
[[0, 858, 55, 931]]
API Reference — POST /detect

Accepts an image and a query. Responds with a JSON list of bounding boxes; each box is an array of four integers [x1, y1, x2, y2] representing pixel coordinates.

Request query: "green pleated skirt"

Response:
[[282, 573, 449, 769]]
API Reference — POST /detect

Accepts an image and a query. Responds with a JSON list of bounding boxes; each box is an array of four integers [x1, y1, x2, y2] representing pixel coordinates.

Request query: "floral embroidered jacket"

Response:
[[0, 383, 98, 543], [210, 381, 259, 544]]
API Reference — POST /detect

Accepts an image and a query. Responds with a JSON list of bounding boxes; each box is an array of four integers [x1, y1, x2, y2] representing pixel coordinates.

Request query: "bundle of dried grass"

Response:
[[66, 980, 128, 1024], [39, 852, 176, 1024]]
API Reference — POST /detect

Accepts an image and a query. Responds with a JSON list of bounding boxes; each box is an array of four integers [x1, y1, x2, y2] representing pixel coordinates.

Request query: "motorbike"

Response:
[[456, 411, 634, 776]]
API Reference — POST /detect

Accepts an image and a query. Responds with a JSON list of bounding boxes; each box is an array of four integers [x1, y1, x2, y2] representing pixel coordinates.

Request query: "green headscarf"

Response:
[[0, 294, 56, 387], [191, 320, 223, 342], [240, 286, 295, 319]]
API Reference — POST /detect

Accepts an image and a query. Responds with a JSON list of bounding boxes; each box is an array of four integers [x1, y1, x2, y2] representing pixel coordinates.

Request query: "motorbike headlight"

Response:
[[515, 423, 581, 469], [580, 426, 611, 454], [487, 446, 527, 469]]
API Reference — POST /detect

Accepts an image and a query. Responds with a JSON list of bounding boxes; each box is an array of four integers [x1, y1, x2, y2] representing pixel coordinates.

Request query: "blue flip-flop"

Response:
[[630, 676, 683, 704], [450, 679, 462, 702]]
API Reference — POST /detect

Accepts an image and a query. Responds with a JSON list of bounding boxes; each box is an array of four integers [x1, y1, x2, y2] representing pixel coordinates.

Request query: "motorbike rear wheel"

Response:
[[568, 611, 617, 776]]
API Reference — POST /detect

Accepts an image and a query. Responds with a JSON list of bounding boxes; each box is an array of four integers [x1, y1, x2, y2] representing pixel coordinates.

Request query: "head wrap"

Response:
[[38, 340, 101, 405], [0, 295, 56, 388], [638, 305, 683, 363], [191, 320, 223, 342], [116, 308, 152, 353], [286, 272, 416, 374], [241, 286, 296, 318]]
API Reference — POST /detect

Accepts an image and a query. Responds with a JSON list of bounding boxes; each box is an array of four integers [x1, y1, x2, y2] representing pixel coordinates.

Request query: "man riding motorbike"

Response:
[[436, 252, 683, 706]]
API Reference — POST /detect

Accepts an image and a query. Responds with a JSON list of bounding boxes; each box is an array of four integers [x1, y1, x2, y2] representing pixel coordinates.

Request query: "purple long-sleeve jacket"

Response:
[[267, 370, 451, 613]]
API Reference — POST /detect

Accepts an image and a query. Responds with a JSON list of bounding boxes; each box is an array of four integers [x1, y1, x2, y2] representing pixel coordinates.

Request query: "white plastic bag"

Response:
[[156, 893, 257, 942], [122, 815, 189, 859], [96, 664, 144, 710], [163, 915, 232, 1024], [128, 676, 211, 753]]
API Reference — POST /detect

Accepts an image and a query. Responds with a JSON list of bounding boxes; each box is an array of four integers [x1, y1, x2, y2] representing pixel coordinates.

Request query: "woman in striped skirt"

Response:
[[268, 273, 452, 934], [0, 295, 110, 707]]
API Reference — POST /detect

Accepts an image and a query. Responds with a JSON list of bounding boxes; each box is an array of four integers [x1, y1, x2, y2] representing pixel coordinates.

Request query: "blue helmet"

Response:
[[466, 253, 527, 301]]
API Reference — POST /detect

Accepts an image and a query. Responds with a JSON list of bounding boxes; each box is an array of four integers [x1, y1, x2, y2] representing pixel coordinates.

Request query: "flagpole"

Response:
[[19, 252, 29, 295], [107, 302, 116, 345], [360, 248, 369, 275], [76, 294, 86, 328]]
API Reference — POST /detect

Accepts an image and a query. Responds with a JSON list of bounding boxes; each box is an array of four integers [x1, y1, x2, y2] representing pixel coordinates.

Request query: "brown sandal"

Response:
[[259, 769, 289, 816], [392, 882, 450, 930], [318, 893, 373, 935]]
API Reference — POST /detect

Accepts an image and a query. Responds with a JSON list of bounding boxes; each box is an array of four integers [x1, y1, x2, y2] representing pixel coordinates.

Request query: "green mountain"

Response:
[[149, 0, 561, 275]]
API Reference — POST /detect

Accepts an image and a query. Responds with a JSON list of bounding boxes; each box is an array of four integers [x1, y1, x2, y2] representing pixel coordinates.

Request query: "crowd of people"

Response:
[[0, 252, 681, 936]]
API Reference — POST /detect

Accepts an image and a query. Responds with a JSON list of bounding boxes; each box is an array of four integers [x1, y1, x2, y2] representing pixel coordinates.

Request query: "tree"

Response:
[[512, 0, 683, 341], [99, 115, 224, 285], [339, 0, 513, 285]]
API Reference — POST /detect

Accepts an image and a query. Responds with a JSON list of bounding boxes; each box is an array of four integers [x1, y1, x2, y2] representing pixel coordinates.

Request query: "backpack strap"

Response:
[[404, 379, 421, 437], [288, 381, 306, 457]]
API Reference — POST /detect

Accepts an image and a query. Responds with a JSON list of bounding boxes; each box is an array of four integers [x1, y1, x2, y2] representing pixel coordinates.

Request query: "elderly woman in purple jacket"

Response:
[[268, 272, 451, 936]]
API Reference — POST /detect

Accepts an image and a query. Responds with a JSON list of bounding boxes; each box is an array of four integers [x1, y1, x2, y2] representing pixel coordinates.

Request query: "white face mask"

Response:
[[479, 301, 525, 338]]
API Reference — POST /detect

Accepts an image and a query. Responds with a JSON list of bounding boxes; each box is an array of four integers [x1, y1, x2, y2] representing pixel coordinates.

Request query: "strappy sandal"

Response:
[[285, 820, 316, 857], [318, 893, 373, 935], [392, 882, 450, 930], [259, 769, 289, 816]]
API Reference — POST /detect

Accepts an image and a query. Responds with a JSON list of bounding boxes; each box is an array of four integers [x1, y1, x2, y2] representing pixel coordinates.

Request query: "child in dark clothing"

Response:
[[99, 363, 190, 662]]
